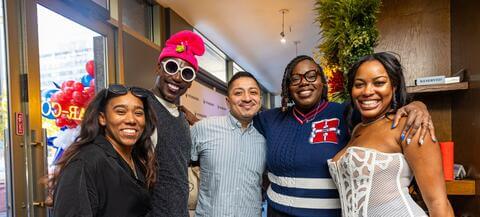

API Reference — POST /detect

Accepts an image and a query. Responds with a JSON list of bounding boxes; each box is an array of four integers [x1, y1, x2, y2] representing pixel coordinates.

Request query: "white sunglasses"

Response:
[[161, 59, 196, 82]]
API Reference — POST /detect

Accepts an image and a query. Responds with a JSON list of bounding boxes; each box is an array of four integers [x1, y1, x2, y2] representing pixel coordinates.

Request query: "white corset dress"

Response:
[[327, 147, 427, 217]]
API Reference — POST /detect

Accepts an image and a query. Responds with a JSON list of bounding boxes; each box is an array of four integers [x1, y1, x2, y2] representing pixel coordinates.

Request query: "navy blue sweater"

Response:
[[254, 101, 350, 217]]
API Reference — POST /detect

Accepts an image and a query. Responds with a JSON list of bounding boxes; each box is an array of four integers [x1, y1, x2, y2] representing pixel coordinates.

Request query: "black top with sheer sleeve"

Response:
[[52, 135, 151, 217]]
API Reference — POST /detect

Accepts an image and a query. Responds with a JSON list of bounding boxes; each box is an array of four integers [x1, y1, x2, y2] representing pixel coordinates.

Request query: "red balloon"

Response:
[[89, 78, 95, 88], [64, 88, 74, 99], [86, 60, 95, 77], [61, 80, 75, 90], [82, 91, 89, 99], [69, 124, 78, 129], [84, 87, 95, 98], [70, 98, 79, 106], [72, 91, 83, 103], [73, 82, 84, 92], [66, 119, 77, 129], [55, 92, 66, 103], [55, 117, 67, 128]]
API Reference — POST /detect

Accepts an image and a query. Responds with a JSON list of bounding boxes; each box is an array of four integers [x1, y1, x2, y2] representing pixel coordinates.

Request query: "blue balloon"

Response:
[[81, 74, 93, 87]]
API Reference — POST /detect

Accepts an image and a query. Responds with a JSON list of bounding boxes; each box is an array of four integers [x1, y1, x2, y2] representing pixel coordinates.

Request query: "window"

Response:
[[122, 0, 153, 38], [232, 62, 245, 74], [195, 30, 227, 82], [262, 91, 270, 109]]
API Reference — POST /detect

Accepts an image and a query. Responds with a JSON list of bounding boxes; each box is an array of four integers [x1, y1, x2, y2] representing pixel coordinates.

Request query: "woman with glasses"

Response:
[[49, 84, 157, 217], [253, 55, 436, 216]]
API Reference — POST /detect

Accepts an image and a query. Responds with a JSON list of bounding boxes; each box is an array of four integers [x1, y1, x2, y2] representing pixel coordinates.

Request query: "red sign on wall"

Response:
[[16, 112, 24, 136]]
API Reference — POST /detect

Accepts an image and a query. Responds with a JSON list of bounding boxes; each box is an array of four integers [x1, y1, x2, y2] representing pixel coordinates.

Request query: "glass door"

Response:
[[34, 2, 113, 216], [2, 0, 115, 216]]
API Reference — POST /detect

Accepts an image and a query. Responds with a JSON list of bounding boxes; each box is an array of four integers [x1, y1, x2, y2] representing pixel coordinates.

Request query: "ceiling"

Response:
[[155, 0, 321, 94]]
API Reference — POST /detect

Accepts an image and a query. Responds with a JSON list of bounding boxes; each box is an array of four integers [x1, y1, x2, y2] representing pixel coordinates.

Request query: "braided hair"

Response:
[[281, 55, 328, 111]]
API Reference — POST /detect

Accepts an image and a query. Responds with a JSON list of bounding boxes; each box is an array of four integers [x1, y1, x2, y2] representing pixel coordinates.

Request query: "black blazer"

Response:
[[53, 135, 151, 217]]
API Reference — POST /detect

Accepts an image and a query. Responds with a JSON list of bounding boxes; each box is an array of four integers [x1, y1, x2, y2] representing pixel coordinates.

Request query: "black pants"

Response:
[[267, 205, 293, 217]]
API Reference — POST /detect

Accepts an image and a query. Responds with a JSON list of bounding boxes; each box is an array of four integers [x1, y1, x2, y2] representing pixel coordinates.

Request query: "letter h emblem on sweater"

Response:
[[309, 118, 340, 144]]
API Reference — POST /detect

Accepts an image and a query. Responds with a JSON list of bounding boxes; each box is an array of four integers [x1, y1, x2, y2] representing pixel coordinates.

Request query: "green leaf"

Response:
[[315, 0, 381, 72]]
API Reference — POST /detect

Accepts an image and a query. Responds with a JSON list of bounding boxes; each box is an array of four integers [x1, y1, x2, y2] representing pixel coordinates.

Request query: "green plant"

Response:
[[315, 0, 382, 73]]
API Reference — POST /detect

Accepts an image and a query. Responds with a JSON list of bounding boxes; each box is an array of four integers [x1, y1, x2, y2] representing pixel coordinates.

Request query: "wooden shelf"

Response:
[[406, 82, 469, 94], [446, 179, 476, 195]]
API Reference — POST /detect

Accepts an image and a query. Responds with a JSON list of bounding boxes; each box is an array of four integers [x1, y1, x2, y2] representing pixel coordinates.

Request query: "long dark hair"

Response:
[[47, 88, 157, 204], [345, 52, 409, 127], [347, 52, 408, 111], [281, 55, 328, 111]]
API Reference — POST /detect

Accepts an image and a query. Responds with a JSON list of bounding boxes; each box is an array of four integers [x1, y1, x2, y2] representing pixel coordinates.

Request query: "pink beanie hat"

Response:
[[158, 30, 206, 71]]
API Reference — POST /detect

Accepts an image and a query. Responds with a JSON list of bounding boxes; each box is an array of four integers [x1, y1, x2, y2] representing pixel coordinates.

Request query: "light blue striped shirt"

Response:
[[191, 114, 266, 217]]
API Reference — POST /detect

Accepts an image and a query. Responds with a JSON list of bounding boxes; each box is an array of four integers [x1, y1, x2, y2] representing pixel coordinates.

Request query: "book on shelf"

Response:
[[415, 75, 445, 86], [415, 73, 463, 86]]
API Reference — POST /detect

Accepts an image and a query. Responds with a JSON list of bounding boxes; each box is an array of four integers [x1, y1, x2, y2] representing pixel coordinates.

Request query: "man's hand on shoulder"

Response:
[[179, 105, 200, 125]]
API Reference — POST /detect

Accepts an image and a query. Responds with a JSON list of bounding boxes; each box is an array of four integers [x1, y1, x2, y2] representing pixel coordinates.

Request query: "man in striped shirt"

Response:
[[190, 72, 267, 217]]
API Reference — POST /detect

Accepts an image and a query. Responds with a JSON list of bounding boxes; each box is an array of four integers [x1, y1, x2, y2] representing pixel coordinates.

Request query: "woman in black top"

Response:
[[49, 84, 157, 217]]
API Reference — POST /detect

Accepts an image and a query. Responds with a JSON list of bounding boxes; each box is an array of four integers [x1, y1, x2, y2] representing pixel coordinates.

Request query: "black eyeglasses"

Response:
[[289, 70, 320, 86], [161, 59, 196, 82], [105, 84, 149, 100]]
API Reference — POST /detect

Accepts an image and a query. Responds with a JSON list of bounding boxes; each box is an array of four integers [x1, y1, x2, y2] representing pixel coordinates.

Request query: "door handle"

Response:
[[30, 142, 42, 147], [32, 201, 45, 208]]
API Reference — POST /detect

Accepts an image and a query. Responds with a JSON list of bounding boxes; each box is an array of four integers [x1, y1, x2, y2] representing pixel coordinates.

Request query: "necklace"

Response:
[[353, 114, 388, 138]]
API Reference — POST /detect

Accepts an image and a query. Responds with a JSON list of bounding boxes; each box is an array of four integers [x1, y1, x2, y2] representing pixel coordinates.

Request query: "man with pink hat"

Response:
[[148, 30, 205, 217]]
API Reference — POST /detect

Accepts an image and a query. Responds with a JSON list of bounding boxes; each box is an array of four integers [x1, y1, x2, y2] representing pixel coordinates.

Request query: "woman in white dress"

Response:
[[328, 52, 453, 217]]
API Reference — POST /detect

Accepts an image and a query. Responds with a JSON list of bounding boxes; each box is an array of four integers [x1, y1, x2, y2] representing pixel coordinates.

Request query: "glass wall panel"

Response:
[[122, 0, 153, 38], [196, 31, 227, 82]]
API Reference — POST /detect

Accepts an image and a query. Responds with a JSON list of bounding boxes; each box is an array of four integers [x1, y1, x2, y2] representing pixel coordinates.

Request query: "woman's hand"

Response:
[[392, 101, 437, 145]]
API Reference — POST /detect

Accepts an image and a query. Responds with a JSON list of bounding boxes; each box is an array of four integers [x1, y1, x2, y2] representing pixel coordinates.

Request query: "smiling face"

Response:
[[154, 57, 193, 103], [99, 92, 146, 149], [288, 59, 324, 111], [226, 76, 261, 126], [351, 60, 395, 122]]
